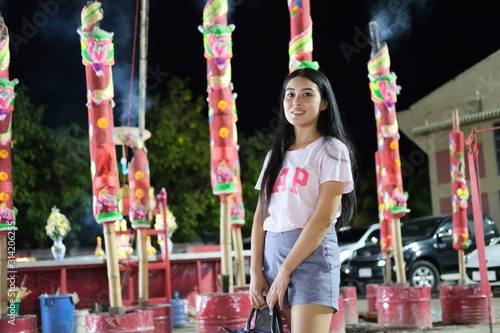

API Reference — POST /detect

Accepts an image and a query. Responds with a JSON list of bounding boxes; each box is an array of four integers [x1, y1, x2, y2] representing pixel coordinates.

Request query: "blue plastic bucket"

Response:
[[39, 294, 75, 333]]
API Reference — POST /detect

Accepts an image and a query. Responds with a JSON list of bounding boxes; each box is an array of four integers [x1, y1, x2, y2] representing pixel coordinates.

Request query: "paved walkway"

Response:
[[172, 294, 500, 333]]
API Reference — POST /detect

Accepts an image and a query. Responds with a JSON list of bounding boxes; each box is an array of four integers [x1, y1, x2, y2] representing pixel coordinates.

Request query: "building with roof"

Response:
[[398, 49, 500, 227]]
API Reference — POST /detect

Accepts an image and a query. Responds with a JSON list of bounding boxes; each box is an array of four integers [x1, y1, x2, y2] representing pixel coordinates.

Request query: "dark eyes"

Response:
[[286, 92, 313, 97]]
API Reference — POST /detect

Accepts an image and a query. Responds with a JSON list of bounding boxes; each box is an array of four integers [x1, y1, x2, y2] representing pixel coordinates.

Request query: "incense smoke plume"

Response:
[[195, 0, 246, 21], [370, 0, 433, 43]]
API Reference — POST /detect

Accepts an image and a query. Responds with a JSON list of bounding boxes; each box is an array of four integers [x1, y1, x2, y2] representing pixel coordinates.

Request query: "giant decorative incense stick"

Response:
[[375, 151, 392, 283], [288, 0, 318, 72], [449, 109, 470, 282], [230, 98, 246, 286], [78, 1, 124, 314], [199, 0, 239, 293], [128, 144, 151, 305], [0, 15, 18, 317], [368, 22, 409, 284]]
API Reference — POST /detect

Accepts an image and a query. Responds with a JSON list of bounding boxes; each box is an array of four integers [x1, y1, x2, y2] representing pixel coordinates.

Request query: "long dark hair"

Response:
[[259, 68, 357, 227]]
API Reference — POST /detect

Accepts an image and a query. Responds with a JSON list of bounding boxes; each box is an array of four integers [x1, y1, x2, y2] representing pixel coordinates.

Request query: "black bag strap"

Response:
[[244, 305, 283, 333]]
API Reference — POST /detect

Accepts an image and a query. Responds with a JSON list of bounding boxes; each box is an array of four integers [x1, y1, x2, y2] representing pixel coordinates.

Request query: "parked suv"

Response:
[[338, 223, 380, 265], [344, 214, 499, 294]]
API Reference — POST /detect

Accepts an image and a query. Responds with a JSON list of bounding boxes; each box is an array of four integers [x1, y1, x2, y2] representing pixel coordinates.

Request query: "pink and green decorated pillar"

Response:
[[449, 110, 470, 252], [230, 97, 244, 229], [368, 27, 409, 221], [288, 0, 318, 72], [78, 1, 124, 313], [78, 1, 121, 224], [128, 145, 150, 229], [0, 17, 18, 235], [368, 22, 408, 284], [199, 0, 239, 197], [375, 151, 392, 255], [199, 0, 241, 292]]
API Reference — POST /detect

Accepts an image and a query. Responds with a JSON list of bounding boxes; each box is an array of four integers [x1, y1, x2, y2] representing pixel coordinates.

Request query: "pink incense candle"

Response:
[[0, 17, 18, 232], [78, 1, 122, 223]]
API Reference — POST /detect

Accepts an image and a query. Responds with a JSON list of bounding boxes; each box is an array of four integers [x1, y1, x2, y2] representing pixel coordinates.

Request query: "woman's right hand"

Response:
[[249, 270, 269, 309]]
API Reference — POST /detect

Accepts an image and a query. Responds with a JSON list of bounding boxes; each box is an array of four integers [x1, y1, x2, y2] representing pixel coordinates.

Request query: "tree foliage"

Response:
[[146, 77, 218, 242], [145, 77, 274, 244], [237, 130, 273, 241], [12, 86, 92, 250]]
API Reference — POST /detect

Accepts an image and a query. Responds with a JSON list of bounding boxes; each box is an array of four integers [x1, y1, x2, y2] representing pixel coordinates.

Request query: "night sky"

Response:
[[2, 0, 500, 174]]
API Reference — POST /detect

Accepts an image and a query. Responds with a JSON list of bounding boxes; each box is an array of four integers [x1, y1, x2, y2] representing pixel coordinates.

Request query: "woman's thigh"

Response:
[[290, 303, 333, 333]]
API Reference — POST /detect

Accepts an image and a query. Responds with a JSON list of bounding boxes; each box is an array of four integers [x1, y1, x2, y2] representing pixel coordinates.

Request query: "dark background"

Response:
[[2, 0, 500, 174]]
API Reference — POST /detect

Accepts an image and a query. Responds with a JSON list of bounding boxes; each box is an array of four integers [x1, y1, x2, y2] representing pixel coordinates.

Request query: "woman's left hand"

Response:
[[266, 268, 290, 313]]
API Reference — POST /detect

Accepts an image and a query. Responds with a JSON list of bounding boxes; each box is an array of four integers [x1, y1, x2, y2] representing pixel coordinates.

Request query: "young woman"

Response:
[[250, 68, 357, 333]]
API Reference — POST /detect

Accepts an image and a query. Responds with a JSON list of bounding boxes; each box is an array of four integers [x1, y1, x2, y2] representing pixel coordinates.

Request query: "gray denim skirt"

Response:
[[263, 225, 340, 312]]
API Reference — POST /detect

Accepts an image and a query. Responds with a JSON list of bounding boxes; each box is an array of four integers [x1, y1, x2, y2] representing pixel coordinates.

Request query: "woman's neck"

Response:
[[290, 130, 322, 150]]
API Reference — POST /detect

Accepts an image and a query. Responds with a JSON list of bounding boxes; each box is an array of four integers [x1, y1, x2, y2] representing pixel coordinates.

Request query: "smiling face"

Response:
[[283, 76, 327, 128]]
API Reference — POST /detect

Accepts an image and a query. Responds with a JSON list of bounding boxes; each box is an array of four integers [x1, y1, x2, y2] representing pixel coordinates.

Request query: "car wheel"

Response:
[[409, 260, 439, 292]]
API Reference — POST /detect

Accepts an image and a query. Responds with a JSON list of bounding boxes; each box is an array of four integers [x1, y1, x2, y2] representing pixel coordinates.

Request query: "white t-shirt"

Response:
[[255, 137, 354, 232]]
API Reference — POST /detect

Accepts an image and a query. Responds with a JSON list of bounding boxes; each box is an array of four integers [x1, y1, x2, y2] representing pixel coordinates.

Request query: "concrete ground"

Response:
[[173, 289, 500, 333]]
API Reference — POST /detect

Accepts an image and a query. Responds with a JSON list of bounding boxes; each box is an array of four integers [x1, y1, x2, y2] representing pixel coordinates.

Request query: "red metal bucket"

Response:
[[377, 285, 432, 329], [440, 284, 496, 325], [340, 286, 358, 325], [150, 303, 172, 333], [329, 294, 345, 333], [365, 283, 378, 312], [86, 308, 155, 332], [196, 292, 251, 333]]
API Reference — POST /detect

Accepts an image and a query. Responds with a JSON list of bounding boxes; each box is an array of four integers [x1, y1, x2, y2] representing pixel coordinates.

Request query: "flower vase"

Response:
[[51, 237, 66, 260], [158, 234, 173, 255], [168, 236, 173, 254]]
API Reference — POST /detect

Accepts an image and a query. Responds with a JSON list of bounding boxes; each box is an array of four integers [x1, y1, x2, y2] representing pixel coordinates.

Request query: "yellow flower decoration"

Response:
[[135, 171, 144, 180], [219, 127, 229, 139], [217, 100, 228, 110], [395, 159, 401, 167], [135, 188, 145, 198], [0, 149, 9, 159], [97, 117, 108, 129], [0, 192, 10, 201], [390, 141, 398, 150], [0, 172, 8, 182]]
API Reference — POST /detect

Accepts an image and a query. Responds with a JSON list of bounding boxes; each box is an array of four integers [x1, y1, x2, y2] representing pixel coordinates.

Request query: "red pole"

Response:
[[465, 131, 491, 296]]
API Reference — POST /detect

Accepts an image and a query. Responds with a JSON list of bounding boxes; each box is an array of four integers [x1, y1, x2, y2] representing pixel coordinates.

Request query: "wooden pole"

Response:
[[385, 254, 392, 284], [0, 237, 7, 315], [138, 0, 149, 140], [220, 196, 233, 293], [392, 218, 406, 283], [137, 229, 149, 305], [458, 251, 466, 283], [136, 0, 150, 306], [159, 190, 172, 300], [103, 223, 124, 315], [232, 228, 246, 286]]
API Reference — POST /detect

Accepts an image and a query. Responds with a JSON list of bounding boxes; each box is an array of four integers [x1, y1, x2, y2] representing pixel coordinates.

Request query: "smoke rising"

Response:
[[195, 0, 246, 22], [370, 0, 433, 43]]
